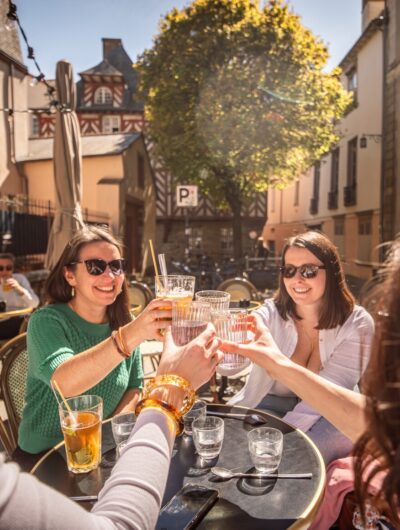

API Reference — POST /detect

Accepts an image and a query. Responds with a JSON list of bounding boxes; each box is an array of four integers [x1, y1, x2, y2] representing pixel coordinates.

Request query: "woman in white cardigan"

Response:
[[226, 232, 374, 464]]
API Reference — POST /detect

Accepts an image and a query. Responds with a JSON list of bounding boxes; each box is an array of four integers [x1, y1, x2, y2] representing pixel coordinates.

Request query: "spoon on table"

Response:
[[211, 467, 313, 480], [207, 411, 268, 426]]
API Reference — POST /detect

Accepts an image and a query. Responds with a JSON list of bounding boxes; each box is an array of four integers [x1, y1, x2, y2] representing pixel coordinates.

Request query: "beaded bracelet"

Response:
[[142, 375, 195, 417], [111, 329, 130, 358], [135, 397, 183, 435]]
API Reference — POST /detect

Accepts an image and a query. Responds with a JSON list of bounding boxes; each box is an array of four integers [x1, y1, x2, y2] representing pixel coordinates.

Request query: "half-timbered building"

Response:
[[29, 38, 267, 264]]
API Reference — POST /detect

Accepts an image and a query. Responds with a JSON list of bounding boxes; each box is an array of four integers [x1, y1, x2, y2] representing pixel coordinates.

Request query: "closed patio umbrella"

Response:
[[45, 60, 84, 269]]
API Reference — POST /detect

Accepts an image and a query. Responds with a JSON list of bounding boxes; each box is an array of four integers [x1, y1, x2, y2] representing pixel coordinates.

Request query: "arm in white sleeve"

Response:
[[0, 409, 175, 530], [15, 274, 40, 308], [283, 307, 374, 432]]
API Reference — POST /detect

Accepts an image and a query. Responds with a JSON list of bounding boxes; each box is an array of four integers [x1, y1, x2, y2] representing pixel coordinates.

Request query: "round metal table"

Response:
[[31, 404, 325, 529]]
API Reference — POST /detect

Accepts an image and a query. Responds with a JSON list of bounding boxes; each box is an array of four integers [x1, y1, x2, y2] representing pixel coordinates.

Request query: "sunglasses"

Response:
[[69, 258, 127, 276], [0, 265, 13, 272], [280, 263, 326, 279]]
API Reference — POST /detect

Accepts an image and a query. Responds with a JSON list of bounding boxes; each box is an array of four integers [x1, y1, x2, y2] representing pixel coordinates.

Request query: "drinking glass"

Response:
[[192, 416, 224, 460], [195, 290, 231, 313], [247, 427, 283, 473], [116, 440, 127, 459], [182, 400, 207, 436], [2, 278, 12, 293], [213, 308, 250, 370], [59, 395, 103, 474], [155, 275, 195, 304], [172, 301, 211, 346], [111, 412, 136, 446]]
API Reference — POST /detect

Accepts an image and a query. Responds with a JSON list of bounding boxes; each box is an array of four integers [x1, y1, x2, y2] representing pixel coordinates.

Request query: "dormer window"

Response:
[[346, 67, 357, 102], [94, 86, 113, 105]]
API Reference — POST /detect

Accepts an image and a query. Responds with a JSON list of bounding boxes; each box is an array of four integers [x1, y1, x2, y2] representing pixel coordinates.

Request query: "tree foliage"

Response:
[[137, 0, 351, 254]]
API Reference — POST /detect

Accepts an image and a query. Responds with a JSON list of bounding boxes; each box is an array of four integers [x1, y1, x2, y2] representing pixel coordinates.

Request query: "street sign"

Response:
[[176, 185, 198, 207]]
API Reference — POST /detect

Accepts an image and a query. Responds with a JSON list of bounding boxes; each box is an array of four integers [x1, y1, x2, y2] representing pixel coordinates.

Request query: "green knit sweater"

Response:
[[18, 304, 143, 454]]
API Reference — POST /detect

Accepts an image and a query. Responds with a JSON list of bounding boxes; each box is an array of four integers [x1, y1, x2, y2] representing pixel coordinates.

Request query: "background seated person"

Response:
[[17, 225, 171, 457], [0, 253, 39, 340], [224, 231, 374, 464]]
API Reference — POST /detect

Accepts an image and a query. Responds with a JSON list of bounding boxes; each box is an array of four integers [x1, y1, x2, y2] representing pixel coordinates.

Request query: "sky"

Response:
[[14, 0, 363, 80]]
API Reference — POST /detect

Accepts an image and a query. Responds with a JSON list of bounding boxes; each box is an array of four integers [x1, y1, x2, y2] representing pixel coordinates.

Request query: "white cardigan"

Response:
[[227, 299, 374, 432]]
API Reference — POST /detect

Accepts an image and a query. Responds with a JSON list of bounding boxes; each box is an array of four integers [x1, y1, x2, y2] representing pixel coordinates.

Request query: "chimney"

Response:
[[362, 0, 384, 31], [102, 38, 122, 59]]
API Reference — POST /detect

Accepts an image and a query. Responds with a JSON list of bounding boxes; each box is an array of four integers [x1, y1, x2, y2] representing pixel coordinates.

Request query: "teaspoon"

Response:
[[211, 467, 312, 480]]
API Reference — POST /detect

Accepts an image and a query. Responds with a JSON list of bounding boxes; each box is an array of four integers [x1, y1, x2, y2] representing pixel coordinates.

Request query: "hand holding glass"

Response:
[[248, 427, 283, 473]]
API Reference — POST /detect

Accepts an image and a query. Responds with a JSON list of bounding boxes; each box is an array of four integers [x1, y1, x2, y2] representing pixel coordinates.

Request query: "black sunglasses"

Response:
[[0, 265, 13, 272], [69, 258, 127, 276], [280, 263, 326, 279]]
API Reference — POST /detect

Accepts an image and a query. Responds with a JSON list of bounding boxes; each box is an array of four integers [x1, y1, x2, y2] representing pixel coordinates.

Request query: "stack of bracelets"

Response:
[[135, 374, 196, 435]]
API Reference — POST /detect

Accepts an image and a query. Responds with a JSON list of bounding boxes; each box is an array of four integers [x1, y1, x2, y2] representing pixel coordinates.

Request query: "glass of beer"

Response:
[[155, 275, 195, 305], [172, 301, 211, 346], [59, 395, 103, 474]]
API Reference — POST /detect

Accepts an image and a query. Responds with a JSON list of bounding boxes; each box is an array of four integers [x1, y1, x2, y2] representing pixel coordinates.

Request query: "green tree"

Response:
[[137, 0, 351, 257]]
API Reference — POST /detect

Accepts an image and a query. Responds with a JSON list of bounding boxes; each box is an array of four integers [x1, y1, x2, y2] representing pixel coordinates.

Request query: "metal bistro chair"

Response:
[[217, 277, 258, 302], [128, 280, 154, 312], [0, 333, 28, 455]]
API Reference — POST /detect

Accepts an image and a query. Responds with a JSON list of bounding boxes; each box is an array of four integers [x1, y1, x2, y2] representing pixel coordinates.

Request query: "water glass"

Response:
[[155, 275, 195, 303], [192, 416, 224, 460], [59, 395, 103, 474], [183, 400, 207, 436], [247, 427, 283, 473], [116, 440, 127, 459], [172, 301, 211, 346], [111, 412, 136, 446], [195, 290, 231, 312], [213, 308, 250, 370]]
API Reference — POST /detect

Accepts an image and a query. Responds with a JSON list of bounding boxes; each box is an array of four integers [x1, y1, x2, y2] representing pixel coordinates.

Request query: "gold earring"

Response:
[[71, 287, 75, 297]]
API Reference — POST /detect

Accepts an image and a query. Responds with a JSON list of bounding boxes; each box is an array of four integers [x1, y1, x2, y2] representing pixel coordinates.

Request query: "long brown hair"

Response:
[[353, 241, 400, 525], [274, 231, 354, 329], [45, 225, 131, 330]]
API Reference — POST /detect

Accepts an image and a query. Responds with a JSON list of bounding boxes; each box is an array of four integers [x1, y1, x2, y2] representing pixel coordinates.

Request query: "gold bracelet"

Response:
[[111, 330, 130, 359], [142, 375, 195, 417], [118, 326, 131, 357], [135, 397, 183, 435]]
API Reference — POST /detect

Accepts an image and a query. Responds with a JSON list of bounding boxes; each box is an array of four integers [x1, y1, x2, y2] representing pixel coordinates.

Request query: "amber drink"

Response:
[[59, 395, 103, 474]]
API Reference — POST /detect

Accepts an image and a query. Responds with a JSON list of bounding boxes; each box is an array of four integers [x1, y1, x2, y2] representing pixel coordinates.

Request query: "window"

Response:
[[328, 148, 339, 209], [330, 148, 339, 192], [310, 162, 320, 214], [220, 227, 233, 254], [358, 213, 372, 262], [94, 87, 113, 105], [346, 67, 357, 102], [347, 138, 357, 187], [102, 115, 120, 133], [137, 154, 145, 189], [294, 180, 300, 206], [188, 227, 203, 253], [333, 216, 345, 259], [344, 137, 357, 206], [30, 114, 40, 137]]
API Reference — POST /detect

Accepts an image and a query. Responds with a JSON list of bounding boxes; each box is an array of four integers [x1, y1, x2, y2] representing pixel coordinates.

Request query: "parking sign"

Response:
[[176, 185, 198, 207]]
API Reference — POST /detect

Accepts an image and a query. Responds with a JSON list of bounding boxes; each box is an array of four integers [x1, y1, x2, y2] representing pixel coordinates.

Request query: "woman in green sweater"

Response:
[[18, 225, 172, 455]]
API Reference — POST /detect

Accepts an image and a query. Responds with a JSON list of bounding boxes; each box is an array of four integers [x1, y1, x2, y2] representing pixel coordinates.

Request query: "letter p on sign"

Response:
[[176, 185, 198, 207]]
